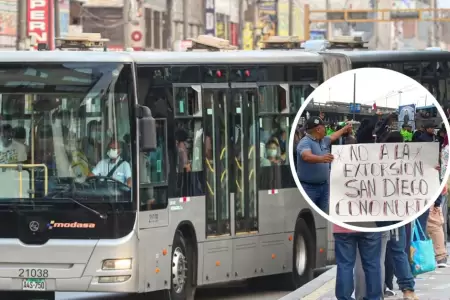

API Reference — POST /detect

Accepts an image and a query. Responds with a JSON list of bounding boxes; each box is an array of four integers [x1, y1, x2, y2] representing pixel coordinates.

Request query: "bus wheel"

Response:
[[170, 230, 195, 300], [279, 218, 315, 290]]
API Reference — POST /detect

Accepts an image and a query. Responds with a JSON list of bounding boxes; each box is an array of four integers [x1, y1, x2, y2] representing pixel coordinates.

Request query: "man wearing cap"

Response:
[[90, 140, 132, 187], [416, 122, 436, 142], [296, 116, 351, 213]]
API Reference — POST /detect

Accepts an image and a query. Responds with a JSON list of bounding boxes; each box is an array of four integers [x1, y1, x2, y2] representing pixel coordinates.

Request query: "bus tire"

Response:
[[282, 218, 315, 290], [170, 230, 196, 300]]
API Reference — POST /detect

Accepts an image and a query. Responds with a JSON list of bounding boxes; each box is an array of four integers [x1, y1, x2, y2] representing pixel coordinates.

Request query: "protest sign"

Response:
[[329, 142, 440, 223]]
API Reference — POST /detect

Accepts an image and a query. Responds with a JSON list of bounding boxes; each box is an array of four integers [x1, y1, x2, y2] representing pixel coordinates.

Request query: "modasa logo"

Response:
[[47, 220, 96, 230]]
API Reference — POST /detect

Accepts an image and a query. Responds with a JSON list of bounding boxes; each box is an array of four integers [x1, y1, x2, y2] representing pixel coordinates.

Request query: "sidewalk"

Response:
[[280, 264, 450, 300]]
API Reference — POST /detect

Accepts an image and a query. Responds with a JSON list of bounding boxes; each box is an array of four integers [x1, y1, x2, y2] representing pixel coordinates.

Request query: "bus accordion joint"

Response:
[[327, 36, 369, 50], [186, 35, 238, 52], [260, 36, 304, 50]]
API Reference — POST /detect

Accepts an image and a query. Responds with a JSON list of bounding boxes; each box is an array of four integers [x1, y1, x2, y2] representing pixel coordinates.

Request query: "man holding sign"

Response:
[[329, 141, 440, 223], [296, 116, 352, 213]]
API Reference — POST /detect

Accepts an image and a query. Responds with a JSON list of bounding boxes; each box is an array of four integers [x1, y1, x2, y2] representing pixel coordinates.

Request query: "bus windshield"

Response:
[[0, 62, 133, 207]]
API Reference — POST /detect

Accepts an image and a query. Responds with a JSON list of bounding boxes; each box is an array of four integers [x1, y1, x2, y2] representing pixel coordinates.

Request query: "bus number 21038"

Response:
[[18, 269, 49, 278]]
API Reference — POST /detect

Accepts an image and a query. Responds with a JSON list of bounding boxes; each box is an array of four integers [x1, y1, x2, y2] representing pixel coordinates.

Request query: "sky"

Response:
[[310, 68, 437, 109]]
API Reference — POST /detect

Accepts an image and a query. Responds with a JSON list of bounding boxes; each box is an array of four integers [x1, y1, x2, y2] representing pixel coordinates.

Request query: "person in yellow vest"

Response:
[[400, 124, 413, 142]]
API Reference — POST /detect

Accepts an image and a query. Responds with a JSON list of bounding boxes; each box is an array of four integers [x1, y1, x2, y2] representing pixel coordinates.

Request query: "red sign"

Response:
[[131, 31, 143, 42], [230, 23, 238, 46], [27, 0, 53, 49]]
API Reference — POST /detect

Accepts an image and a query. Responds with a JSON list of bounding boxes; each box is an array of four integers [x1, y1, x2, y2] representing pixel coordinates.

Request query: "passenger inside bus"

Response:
[[260, 139, 282, 166], [175, 128, 191, 173], [90, 140, 132, 187], [0, 124, 27, 164], [13, 126, 29, 156]]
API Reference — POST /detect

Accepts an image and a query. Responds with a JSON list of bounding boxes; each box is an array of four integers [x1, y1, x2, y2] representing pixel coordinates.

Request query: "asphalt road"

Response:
[[52, 285, 289, 300]]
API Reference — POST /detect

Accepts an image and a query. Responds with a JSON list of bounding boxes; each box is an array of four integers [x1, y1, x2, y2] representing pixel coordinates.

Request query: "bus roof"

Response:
[[129, 50, 322, 64], [0, 51, 133, 63], [320, 50, 450, 62], [416, 105, 436, 109]]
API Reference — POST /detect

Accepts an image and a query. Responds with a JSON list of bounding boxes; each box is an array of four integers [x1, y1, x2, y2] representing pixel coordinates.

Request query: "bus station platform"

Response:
[[280, 265, 450, 300]]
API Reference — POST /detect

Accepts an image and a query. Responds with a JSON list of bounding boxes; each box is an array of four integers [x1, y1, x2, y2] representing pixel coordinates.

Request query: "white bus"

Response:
[[0, 49, 328, 300]]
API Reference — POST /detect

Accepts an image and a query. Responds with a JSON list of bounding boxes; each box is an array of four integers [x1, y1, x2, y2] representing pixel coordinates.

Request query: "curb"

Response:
[[278, 266, 336, 300]]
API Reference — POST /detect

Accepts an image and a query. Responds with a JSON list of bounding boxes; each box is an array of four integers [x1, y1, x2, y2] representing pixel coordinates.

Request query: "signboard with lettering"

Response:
[[329, 142, 440, 223], [205, 0, 215, 36], [27, 0, 53, 49]]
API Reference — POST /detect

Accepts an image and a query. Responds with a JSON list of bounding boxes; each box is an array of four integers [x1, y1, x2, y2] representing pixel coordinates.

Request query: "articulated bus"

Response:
[[0, 50, 328, 300], [317, 49, 450, 261]]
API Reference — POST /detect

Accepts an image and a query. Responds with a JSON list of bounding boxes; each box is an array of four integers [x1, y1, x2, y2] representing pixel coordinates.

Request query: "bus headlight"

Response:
[[102, 259, 132, 270]]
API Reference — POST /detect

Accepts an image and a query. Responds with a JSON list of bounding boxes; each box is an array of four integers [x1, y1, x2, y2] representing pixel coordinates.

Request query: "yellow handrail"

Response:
[[0, 164, 49, 198]]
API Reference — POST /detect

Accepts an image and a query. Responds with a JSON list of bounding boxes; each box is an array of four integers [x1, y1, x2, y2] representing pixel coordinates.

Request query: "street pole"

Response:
[[288, 0, 293, 36], [54, 0, 60, 39], [238, 0, 244, 49], [183, 0, 188, 39], [352, 73, 356, 121], [123, 0, 131, 49], [326, 0, 331, 39], [17, 0, 28, 50], [165, 0, 173, 49]]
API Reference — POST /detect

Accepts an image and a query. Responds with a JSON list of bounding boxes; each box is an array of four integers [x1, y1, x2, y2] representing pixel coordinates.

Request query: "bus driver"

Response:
[[89, 140, 132, 187]]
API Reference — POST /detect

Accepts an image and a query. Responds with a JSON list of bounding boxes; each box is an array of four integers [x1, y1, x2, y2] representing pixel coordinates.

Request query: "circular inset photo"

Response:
[[289, 67, 450, 232]]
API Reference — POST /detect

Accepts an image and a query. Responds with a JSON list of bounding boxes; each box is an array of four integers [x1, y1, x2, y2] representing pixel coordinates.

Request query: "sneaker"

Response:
[[403, 290, 419, 300], [384, 287, 396, 297], [437, 259, 449, 268]]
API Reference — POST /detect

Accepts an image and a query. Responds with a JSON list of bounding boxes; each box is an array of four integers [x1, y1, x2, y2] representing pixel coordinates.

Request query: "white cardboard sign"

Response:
[[329, 142, 440, 223]]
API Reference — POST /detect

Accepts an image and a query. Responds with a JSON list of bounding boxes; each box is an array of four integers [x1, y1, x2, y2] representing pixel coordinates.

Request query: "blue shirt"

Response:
[[296, 134, 331, 184]]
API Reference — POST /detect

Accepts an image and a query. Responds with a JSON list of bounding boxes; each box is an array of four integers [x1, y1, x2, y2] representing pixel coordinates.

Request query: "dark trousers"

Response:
[[385, 227, 415, 292], [334, 232, 383, 300], [301, 182, 329, 214]]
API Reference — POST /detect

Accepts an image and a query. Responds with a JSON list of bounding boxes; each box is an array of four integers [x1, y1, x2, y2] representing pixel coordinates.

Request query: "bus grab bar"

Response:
[[0, 164, 49, 198]]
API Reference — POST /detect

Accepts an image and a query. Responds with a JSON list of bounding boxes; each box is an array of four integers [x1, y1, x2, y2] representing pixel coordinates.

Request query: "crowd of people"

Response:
[[295, 112, 449, 300]]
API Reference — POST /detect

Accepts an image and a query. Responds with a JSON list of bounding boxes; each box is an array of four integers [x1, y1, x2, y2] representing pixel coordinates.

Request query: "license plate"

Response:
[[22, 278, 46, 291]]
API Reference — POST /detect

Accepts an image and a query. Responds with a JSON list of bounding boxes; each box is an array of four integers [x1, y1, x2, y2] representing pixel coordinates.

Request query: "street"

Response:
[[53, 283, 290, 300]]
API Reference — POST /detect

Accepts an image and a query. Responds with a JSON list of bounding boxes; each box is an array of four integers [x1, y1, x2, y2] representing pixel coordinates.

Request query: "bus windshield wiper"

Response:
[[52, 197, 108, 220]]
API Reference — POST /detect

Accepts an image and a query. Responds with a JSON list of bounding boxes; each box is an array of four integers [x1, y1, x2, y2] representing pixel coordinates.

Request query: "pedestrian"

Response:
[[400, 124, 413, 141], [412, 125, 424, 142], [333, 224, 383, 300], [296, 116, 351, 213], [415, 122, 435, 142], [439, 123, 449, 241], [371, 132, 417, 300]]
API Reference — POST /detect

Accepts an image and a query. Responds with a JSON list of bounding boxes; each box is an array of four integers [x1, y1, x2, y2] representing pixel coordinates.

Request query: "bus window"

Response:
[[403, 62, 421, 78], [173, 84, 204, 198], [0, 62, 133, 206], [140, 118, 168, 211], [258, 84, 291, 190], [290, 85, 315, 111], [136, 66, 171, 211]]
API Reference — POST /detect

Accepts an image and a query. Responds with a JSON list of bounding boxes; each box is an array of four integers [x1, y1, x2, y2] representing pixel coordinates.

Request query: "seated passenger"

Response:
[[90, 140, 132, 187], [0, 124, 27, 163]]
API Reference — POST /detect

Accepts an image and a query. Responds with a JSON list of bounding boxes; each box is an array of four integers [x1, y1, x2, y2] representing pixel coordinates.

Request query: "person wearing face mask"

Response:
[[261, 139, 281, 167], [0, 124, 27, 164], [89, 140, 132, 187], [296, 116, 351, 213]]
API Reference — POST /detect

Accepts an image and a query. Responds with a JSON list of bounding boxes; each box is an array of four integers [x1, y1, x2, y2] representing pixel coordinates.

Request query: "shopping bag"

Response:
[[410, 219, 436, 276]]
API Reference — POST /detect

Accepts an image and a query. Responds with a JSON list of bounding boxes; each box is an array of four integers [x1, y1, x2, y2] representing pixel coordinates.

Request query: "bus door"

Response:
[[230, 83, 258, 234], [202, 84, 231, 237]]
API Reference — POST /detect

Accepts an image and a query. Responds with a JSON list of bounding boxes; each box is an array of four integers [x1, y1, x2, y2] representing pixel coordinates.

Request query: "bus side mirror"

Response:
[[137, 105, 157, 151]]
